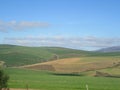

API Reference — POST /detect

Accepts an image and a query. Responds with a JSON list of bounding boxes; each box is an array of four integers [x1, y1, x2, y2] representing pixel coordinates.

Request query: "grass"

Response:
[[98, 66, 120, 76], [5, 68, 120, 90], [80, 56, 120, 76], [0, 45, 53, 66]]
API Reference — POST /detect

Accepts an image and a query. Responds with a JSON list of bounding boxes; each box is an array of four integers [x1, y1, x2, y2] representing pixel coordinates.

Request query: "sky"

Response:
[[0, 0, 120, 50]]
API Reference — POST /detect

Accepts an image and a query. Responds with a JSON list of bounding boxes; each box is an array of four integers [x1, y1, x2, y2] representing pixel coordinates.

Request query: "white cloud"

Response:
[[0, 20, 50, 32], [3, 36, 120, 50]]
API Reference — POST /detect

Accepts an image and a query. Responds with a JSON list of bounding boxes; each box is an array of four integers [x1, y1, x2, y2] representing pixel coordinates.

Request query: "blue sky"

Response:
[[0, 0, 120, 50]]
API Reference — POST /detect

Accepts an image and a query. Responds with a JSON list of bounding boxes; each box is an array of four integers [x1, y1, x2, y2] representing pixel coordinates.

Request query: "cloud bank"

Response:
[[3, 36, 120, 50], [0, 20, 50, 32]]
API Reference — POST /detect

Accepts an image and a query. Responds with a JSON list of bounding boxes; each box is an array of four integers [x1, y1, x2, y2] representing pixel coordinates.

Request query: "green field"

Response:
[[5, 68, 120, 90]]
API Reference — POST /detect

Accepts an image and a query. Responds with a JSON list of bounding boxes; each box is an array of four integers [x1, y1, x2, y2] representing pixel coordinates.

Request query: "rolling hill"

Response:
[[0, 44, 120, 67], [0, 44, 91, 67], [0, 44, 120, 90]]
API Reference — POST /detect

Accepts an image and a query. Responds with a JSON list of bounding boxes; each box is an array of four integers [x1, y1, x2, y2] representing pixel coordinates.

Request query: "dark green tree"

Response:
[[52, 54, 59, 60], [0, 70, 9, 90]]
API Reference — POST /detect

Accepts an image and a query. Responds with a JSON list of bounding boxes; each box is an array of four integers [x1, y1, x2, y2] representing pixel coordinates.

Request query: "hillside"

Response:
[[1, 44, 120, 67], [0, 44, 91, 67]]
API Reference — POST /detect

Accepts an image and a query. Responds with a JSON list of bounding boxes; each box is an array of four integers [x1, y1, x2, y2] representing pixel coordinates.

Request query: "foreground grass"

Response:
[[5, 68, 120, 90]]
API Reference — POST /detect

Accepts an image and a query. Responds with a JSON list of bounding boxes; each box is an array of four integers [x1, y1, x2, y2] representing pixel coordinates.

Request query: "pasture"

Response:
[[5, 68, 120, 90]]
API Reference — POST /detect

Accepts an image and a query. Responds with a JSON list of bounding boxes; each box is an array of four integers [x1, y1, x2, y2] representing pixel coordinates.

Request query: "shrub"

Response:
[[0, 70, 9, 90]]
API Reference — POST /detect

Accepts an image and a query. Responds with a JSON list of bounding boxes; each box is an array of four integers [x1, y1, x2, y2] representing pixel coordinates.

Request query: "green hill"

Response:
[[0, 44, 120, 67], [0, 44, 90, 67]]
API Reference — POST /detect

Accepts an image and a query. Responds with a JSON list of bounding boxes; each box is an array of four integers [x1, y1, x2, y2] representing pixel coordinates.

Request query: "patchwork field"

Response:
[[22, 57, 120, 75], [0, 45, 120, 90], [1, 44, 120, 67]]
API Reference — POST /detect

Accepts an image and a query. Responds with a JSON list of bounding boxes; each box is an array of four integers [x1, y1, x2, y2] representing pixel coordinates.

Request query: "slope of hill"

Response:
[[97, 46, 120, 52], [0, 44, 91, 67], [1, 44, 120, 67], [0, 44, 53, 66]]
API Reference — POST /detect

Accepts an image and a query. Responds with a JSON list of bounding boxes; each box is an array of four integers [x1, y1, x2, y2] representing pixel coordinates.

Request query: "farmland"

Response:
[[5, 68, 120, 90], [5, 56, 120, 90], [22, 56, 120, 75], [0, 45, 120, 90], [0, 44, 120, 67], [1, 0, 120, 90]]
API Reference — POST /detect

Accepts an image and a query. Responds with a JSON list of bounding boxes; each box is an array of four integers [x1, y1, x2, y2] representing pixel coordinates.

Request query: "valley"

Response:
[[0, 45, 120, 90]]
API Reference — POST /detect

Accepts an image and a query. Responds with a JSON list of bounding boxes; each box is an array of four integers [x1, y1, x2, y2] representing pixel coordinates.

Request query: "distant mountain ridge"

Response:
[[97, 46, 120, 52]]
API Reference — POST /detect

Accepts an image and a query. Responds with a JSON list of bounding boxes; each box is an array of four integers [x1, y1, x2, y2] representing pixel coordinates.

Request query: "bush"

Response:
[[0, 70, 9, 90]]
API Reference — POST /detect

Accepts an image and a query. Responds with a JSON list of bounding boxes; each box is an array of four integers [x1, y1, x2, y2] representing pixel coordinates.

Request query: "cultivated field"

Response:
[[22, 56, 120, 75], [5, 68, 120, 90], [1, 45, 120, 90], [1, 44, 120, 67]]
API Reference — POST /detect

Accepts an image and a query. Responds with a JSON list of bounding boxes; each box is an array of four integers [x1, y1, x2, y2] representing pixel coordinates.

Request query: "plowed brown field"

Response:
[[21, 57, 120, 73]]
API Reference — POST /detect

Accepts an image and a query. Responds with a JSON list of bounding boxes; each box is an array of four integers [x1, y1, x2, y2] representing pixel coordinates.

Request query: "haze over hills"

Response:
[[97, 46, 120, 52]]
